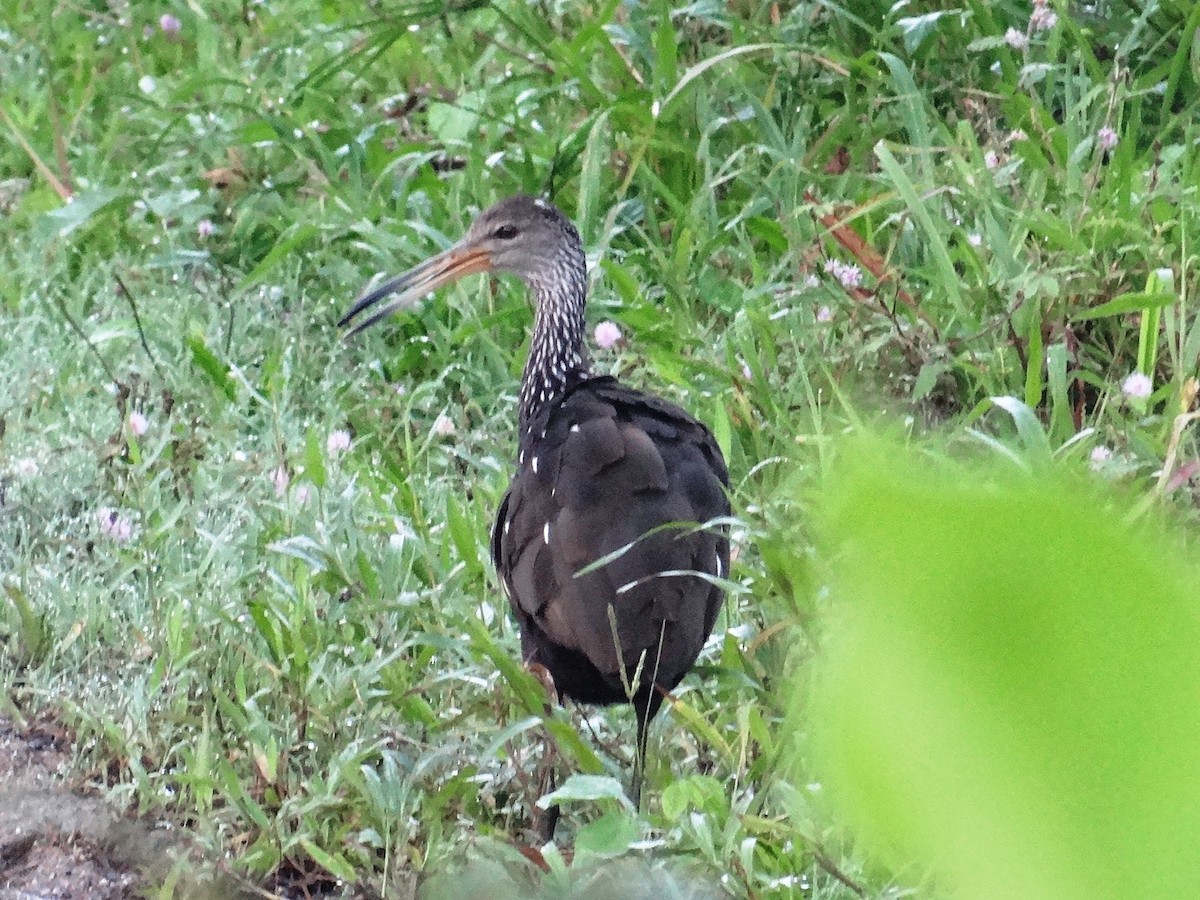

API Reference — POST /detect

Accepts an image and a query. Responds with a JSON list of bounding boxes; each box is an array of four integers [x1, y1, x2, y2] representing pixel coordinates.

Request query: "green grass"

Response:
[[1, 0, 1198, 896]]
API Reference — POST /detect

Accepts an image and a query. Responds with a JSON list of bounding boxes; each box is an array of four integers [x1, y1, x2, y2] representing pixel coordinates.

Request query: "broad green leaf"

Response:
[[299, 838, 356, 884], [1137, 268, 1174, 382], [660, 43, 776, 114], [267, 535, 330, 572], [574, 810, 640, 858], [304, 426, 327, 489], [186, 327, 237, 401], [874, 141, 965, 320], [912, 362, 945, 403], [41, 188, 124, 237], [4, 584, 47, 664], [1023, 303, 1044, 410], [446, 493, 482, 577], [896, 12, 958, 55], [538, 774, 632, 809], [661, 774, 726, 820], [989, 395, 1052, 459], [427, 91, 481, 143], [143, 188, 201, 218], [1071, 291, 1174, 322], [237, 223, 319, 292]]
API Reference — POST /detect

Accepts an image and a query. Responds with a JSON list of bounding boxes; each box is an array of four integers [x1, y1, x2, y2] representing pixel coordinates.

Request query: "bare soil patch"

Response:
[[0, 713, 142, 898], [0, 714, 393, 899]]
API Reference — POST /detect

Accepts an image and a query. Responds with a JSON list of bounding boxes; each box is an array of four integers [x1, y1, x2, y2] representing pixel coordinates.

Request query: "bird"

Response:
[[340, 194, 730, 811]]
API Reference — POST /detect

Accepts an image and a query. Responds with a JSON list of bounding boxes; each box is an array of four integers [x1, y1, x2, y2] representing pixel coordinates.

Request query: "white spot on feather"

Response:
[[569, 424, 580, 433], [715, 552, 724, 580], [504, 518, 511, 535], [543, 521, 551, 544], [519, 449, 525, 465], [531, 456, 539, 474]]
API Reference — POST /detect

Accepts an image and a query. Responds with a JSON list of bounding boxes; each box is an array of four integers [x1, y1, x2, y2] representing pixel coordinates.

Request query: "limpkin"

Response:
[[340, 195, 730, 808]]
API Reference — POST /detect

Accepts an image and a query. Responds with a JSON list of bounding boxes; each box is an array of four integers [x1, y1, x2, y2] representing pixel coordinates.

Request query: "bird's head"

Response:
[[339, 195, 584, 334]]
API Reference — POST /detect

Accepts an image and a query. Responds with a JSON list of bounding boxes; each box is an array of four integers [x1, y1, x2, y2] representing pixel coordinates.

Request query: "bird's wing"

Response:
[[494, 377, 730, 690]]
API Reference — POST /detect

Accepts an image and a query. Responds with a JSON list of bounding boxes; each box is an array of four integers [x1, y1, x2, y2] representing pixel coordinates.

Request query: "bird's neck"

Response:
[[518, 265, 590, 431]]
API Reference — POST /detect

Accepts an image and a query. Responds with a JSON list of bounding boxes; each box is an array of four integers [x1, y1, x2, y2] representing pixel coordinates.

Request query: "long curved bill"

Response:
[[339, 242, 493, 335]]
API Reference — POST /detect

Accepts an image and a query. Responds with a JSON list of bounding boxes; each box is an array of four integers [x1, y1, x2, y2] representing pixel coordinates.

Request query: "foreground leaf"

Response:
[[810, 441, 1200, 900]]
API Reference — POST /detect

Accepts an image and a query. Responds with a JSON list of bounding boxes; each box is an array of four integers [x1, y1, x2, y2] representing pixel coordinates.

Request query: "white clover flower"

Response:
[[1121, 372, 1152, 400], [593, 320, 622, 350], [327, 429, 352, 455], [1004, 27, 1029, 51]]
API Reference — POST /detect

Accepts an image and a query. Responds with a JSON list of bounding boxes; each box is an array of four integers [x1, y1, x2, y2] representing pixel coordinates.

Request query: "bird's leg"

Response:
[[632, 705, 649, 811], [629, 621, 670, 811], [607, 608, 655, 809], [527, 662, 561, 842], [632, 689, 664, 812], [534, 765, 560, 843]]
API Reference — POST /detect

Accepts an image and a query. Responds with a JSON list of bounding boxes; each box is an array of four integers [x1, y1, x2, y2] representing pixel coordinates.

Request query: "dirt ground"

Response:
[[0, 712, 145, 898], [0, 714, 395, 899]]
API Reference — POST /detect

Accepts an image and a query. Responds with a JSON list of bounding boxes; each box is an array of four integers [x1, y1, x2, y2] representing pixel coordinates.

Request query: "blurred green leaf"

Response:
[[810, 441, 1200, 900]]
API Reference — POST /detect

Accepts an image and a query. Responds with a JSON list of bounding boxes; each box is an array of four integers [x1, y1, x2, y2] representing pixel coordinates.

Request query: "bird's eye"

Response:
[[493, 224, 519, 240]]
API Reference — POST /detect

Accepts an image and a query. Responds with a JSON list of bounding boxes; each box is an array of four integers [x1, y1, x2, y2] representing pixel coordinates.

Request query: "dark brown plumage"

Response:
[[341, 195, 730, 806]]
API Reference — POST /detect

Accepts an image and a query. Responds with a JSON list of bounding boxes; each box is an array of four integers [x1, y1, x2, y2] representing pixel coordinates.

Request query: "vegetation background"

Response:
[[2, 0, 1198, 897]]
